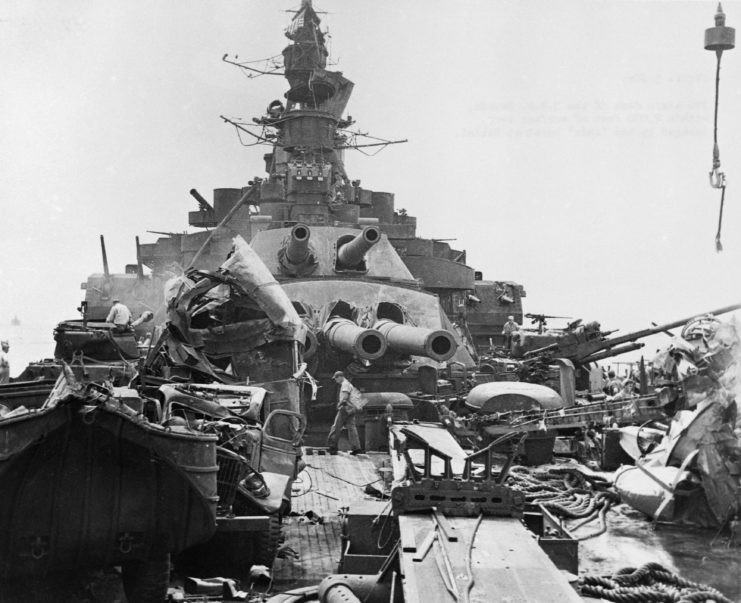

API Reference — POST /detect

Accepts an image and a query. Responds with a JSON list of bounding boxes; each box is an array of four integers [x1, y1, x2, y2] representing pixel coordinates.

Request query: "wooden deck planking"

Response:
[[271, 449, 381, 589]]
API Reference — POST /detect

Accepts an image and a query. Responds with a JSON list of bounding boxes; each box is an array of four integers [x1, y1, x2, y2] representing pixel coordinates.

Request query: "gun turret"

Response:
[[284, 224, 312, 265], [323, 317, 387, 360], [336, 226, 380, 269], [373, 319, 457, 362]]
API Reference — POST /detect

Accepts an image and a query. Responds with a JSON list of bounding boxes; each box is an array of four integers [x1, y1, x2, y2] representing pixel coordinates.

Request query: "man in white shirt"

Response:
[[106, 299, 132, 333], [0, 340, 9, 384], [327, 371, 363, 455], [502, 315, 520, 352]]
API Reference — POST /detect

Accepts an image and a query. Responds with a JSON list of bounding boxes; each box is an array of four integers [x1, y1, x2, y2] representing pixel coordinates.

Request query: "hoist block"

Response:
[[705, 5, 735, 52]]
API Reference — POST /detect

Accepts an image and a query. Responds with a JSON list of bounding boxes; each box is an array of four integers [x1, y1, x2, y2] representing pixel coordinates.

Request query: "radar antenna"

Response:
[[337, 129, 408, 155], [222, 54, 284, 79], [219, 115, 276, 147]]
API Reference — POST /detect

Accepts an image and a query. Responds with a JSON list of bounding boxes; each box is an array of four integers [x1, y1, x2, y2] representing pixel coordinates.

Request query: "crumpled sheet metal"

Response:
[[622, 317, 741, 526], [165, 236, 306, 348]]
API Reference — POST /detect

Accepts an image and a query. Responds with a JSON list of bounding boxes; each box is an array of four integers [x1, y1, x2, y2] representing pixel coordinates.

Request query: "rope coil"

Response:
[[580, 562, 733, 603], [506, 465, 615, 539]]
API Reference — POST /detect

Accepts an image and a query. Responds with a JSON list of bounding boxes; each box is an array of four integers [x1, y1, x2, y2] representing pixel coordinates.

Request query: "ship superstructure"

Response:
[[81, 2, 526, 427]]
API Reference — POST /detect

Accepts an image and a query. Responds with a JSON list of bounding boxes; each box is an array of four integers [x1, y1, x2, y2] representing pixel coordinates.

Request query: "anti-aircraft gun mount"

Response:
[[515, 302, 741, 367], [524, 313, 572, 334]]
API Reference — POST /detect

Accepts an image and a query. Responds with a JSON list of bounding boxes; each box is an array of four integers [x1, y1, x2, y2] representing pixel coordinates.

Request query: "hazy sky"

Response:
[[2, 0, 741, 361]]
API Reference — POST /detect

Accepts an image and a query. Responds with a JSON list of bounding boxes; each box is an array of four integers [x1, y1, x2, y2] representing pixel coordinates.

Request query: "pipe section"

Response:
[[318, 574, 392, 603]]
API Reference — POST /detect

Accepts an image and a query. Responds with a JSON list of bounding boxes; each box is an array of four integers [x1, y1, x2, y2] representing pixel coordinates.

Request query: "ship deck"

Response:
[[272, 448, 386, 590], [273, 445, 586, 603], [10, 447, 738, 601]]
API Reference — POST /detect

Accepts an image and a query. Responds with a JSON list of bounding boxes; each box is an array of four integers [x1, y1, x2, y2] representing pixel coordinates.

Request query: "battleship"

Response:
[[3, 1, 741, 602], [76, 0, 529, 444]]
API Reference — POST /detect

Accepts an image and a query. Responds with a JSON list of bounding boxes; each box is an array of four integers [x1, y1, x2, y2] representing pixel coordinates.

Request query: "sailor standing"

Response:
[[604, 370, 623, 396], [326, 371, 364, 455], [502, 315, 520, 352], [106, 298, 132, 333], [0, 340, 10, 384]]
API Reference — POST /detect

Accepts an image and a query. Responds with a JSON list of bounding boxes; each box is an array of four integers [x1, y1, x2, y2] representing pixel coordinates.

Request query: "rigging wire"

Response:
[[713, 52, 721, 153], [716, 184, 727, 252], [705, 5, 735, 252], [711, 51, 726, 252]]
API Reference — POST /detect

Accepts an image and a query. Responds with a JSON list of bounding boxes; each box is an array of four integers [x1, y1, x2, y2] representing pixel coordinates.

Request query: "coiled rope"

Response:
[[580, 562, 733, 603], [506, 465, 617, 539]]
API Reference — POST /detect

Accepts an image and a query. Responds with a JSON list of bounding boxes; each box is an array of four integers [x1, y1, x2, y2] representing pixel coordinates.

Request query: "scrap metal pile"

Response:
[[0, 237, 308, 602], [614, 313, 741, 527]]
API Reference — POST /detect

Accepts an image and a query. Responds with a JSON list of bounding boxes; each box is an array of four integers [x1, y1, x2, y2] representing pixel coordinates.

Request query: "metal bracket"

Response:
[[391, 478, 525, 517]]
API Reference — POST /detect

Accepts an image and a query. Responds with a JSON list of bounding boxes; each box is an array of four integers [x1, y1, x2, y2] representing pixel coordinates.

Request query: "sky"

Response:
[[2, 0, 741, 364]]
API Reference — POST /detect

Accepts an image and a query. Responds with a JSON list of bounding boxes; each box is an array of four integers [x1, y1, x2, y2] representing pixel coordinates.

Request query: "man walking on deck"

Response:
[[0, 340, 9, 384], [327, 371, 364, 455]]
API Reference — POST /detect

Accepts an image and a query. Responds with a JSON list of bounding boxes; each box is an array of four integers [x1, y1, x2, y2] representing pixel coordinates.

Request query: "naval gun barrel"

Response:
[[135, 236, 144, 279], [284, 223, 312, 265], [323, 317, 387, 360], [337, 226, 380, 268], [374, 319, 457, 362], [580, 343, 644, 364], [100, 235, 110, 278], [576, 302, 741, 363], [598, 302, 741, 349], [189, 188, 214, 212]]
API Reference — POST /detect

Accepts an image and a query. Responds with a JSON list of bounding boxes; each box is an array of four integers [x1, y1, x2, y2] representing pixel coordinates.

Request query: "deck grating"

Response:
[[271, 448, 382, 590]]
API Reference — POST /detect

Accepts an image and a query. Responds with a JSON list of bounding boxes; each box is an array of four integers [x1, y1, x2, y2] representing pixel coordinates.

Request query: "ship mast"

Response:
[[218, 3, 404, 225], [283, 0, 333, 108], [246, 1, 355, 222]]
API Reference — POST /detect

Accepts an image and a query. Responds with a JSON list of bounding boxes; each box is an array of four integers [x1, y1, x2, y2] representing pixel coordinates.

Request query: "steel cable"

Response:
[[711, 51, 728, 251]]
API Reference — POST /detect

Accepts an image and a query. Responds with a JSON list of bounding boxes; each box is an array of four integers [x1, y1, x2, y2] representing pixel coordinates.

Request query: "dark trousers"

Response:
[[327, 406, 361, 451]]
